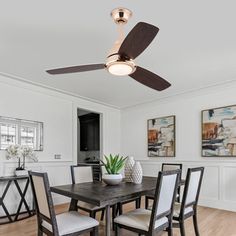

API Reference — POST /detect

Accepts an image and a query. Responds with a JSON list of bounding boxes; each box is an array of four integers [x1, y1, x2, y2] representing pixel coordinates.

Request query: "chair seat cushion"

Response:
[[173, 203, 193, 218], [42, 211, 99, 235], [77, 200, 105, 211], [114, 208, 168, 232]]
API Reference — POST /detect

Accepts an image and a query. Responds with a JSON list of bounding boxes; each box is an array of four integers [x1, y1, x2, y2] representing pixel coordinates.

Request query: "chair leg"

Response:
[[37, 228, 43, 236], [145, 197, 149, 209], [179, 221, 186, 236], [193, 214, 200, 236], [114, 224, 120, 236], [90, 211, 96, 219], [118, 203, 123, 215], [136, 197, 141, 209], [167, 223, 173, 236], [92, 226, 99, 236], [116, 204, 119, 216], [177, 187, 181, 203], [100, 209, 105, 221], [112, 205, 117, 230]]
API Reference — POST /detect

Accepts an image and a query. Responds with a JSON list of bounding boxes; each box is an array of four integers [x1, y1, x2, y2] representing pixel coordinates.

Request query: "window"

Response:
[[0, 123, 17, 149], [20, 125, 36, 148], [0, 116, 43, 150]]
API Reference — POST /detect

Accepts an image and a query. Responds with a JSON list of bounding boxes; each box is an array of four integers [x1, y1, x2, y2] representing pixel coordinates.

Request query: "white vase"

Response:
[[124, 156, 135, 182], [131, 162, 143, 184]]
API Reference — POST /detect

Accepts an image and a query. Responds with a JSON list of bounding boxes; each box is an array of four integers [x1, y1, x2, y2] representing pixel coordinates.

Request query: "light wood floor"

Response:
[[1, 201, 236, 236]]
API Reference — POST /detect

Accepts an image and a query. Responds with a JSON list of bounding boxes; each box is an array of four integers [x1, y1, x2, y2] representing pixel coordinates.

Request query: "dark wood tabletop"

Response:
[[51, 176, 158, 207], [51, 176, 185, 207]]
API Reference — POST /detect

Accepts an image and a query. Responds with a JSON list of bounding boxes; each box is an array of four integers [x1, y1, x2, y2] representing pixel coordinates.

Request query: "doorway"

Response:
[[77, 108, 102, 164]]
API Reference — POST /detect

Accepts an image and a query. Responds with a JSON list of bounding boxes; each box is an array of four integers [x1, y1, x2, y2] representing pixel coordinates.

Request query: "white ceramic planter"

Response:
[[103, 174, 122, 185]]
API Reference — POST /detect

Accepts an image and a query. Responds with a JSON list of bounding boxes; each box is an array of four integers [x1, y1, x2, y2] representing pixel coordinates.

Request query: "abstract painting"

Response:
[[202, 105, 236, 157], [147, 116, 175, 157]]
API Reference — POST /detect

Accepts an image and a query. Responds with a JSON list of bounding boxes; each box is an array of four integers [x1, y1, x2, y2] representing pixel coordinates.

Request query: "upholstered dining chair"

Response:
[[173, 167, 204, 236], [70, 165, 107, 220], [114, 169, 181, 236], [29, 171, 99, 236], [145, 163, 183, 209]]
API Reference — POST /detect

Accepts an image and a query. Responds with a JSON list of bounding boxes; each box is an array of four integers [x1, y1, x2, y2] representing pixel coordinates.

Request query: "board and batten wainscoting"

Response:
[[140, 160, 236, 212]]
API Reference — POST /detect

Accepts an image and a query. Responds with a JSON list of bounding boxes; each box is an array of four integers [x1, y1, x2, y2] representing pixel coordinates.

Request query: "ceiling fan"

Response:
[[46, 8, 171, 91]]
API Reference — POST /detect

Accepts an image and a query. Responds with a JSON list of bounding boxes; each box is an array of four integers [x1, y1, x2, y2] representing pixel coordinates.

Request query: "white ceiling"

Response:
[[0, 0, 236, 108]]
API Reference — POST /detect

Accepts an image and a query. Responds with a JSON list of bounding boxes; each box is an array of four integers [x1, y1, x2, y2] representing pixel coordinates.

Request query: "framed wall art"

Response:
[[202, 105, 236, 157], [147, 115, 175, 157]]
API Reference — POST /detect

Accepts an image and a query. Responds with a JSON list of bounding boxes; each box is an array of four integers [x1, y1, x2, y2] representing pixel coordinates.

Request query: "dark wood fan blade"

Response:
[[118, 22, 159, 60], [46, 64, 105, 75], [129, 66, 171, 91]]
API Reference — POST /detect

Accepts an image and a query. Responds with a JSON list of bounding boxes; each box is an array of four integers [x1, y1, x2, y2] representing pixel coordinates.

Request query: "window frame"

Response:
[[0, 116, 43, 151]]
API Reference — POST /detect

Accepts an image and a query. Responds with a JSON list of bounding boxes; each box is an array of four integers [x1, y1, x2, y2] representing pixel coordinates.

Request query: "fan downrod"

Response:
[[111, 8, 132, 24]]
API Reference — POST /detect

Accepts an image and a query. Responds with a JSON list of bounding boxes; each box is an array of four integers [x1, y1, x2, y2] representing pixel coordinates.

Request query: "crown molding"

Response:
[[122, 78, 236, 110], [0, 71, 120, 110]]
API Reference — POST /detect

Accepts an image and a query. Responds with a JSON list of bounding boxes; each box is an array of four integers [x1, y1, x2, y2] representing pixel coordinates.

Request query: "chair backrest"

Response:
[[29, 171, 59, 235], [162, 163, 182, 178], [180, 167, 204, 216], [70, 165, 94, 184], [149, 169, 180, 232]]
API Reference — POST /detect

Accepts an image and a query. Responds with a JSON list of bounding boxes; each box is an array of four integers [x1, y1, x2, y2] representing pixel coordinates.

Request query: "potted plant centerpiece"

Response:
[[101, 154, 127, 185], [6, 145, 38, 176]]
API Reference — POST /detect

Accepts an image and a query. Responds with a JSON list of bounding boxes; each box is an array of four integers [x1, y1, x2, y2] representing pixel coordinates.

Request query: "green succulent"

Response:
[[101, 154, 127, 174]]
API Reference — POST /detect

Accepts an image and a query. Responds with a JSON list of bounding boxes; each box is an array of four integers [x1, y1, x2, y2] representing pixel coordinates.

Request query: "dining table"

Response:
[[51, 176, 185, 236]]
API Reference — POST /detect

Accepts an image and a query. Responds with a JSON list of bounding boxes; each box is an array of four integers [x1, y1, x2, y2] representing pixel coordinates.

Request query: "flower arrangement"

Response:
[[6, 145, 38, 170]]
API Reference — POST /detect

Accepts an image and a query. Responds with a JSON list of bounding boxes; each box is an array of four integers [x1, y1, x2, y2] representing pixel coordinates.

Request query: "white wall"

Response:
[[0, 78, 73, 164], [0, 73, 120, 215], [2, 69, 236, 214], [121, 81, 236, 212]]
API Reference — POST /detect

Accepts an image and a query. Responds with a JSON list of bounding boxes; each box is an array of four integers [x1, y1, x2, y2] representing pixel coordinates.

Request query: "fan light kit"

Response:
[[46, 8, 171, 91], [107, 61, 135, 76], [107, 8, 136, 76]]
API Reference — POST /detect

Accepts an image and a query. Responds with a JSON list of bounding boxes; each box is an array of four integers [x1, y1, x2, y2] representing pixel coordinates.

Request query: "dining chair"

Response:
[[145, 163, 183, 209], [173, 167, 204, 236], [114, 169, 181, 236], [70, 165, 106, 220], [28, 171, 99, 236], [71, 164, 120, 230]]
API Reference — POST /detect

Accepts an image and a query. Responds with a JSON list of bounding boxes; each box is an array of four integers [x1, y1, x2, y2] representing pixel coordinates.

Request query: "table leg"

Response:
[[69, 199, 78, 211], [105, 205, 111, 236], [14, 179, 31, 221], [1, 180, 13, 222]]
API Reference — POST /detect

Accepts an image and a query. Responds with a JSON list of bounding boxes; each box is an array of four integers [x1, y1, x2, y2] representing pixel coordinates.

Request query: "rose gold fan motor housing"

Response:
[[106, 8, 136, 76]]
